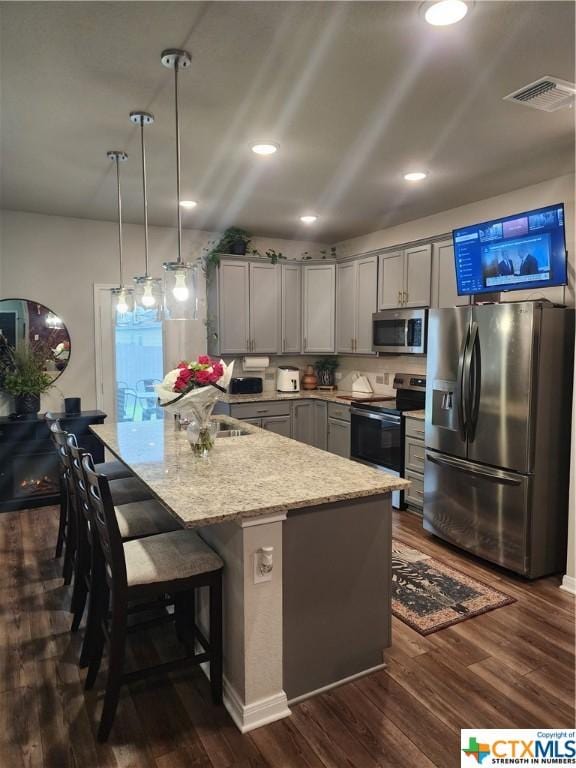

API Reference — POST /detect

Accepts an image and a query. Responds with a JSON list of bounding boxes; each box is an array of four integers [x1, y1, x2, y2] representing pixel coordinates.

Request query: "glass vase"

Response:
[[184, 399, 219, 457]]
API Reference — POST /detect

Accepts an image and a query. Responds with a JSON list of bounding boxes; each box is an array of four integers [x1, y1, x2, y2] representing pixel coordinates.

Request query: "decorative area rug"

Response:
[[391, 540, 516, 635]]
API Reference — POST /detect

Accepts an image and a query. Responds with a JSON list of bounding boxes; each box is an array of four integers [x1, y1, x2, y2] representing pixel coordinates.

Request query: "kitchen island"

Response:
[[91, 416, 408, 732]]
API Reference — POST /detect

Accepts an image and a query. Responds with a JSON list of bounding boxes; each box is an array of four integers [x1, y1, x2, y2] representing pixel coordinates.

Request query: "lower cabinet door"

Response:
[[261, 415, 291, 438], [327, 417, 351, 458], [292, 401, 315, 446], [313, 401, 328, 450]]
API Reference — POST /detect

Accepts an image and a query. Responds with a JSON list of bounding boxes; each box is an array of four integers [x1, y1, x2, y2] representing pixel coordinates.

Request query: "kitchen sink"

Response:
[[216, 428, 251, 438]]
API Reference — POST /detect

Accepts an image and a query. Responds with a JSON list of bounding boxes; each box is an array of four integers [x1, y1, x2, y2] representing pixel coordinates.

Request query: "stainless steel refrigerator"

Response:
[[424, 302, 574, 578]]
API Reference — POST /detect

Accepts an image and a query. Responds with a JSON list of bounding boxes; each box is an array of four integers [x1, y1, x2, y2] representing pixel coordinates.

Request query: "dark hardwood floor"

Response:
[[1, 506, 574, 767]]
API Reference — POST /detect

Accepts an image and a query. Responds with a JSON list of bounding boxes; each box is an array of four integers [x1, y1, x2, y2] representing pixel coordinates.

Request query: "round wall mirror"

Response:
[[0, 298, 71, 384]]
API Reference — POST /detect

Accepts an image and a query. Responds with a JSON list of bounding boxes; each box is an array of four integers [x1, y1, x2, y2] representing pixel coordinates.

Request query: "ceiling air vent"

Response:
[[503, 76, 576, 112]]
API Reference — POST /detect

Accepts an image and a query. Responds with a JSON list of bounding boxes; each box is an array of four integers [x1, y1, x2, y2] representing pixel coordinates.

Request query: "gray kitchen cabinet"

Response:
[[378, 245, 431, 310], [250, 262, 280, 353], [281, 263, 301, 354], [292, 400, 315, 446], [378, 251, 404, 310], [404, 416, 425, 513], [404, 244, 432, 307], [213, 260, 250, 354], [355, 256, 377, 353], [302, 264, 336, 353], [207, 259, 280, 355], [261, 414, 292, 438], [431, 240, 470, 309], [336, 256, 377, 355], [336, 261, 356, 353], [327, 417, 351, 459], [313, 400, 328, 450]]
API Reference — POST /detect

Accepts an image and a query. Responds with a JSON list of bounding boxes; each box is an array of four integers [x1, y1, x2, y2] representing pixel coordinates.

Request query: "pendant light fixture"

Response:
[[161, 48, 198, 320], [130, 110, 163, 314], [107, 150, 134, 316]]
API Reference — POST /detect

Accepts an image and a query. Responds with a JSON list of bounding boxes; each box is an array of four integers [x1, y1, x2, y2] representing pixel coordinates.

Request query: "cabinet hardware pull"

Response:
[[397, 290, 402, 305], [304, 336, 307, 350], [404, 291, 408, 304], [351, 337, 354, 351]]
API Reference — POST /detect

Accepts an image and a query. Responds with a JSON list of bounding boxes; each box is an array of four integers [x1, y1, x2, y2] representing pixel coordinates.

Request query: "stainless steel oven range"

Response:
[[350, 373, 426, 508]]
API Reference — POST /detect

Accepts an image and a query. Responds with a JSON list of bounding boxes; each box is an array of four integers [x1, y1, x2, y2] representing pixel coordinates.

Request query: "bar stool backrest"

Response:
[[50, 423, 71, 476], [82, 455, 128, 591], [66, 434, 92, 524]]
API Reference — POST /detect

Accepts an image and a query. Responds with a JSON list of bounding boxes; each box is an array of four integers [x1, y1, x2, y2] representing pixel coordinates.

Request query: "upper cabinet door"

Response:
[[336, 262, 357, 353], [378, 251, 404, 310], [249, 263, 280, 354], [433, 240, 470, 308], [218, 260, 250, 354], [303, 264, 336, 353], [355, 256, 377, 354], [404, 244, 432, 307], [281, 264, 301, 354]]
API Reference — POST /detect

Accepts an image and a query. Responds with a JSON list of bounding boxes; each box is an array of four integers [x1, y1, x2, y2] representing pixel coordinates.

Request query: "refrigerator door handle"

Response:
[[464, 321, 478, 440], [468, 324, 482, 442], [426, 452, 523, 486], [455, 325, 469, 441]]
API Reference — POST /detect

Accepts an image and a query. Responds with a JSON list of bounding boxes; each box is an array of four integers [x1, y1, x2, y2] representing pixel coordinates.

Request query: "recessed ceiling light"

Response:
[[403, 171, 428, 182], [424, 0, 468, 26], [251, 142, 279, 156], [179, 200, 198, 209], [300, 215, 318, 224]]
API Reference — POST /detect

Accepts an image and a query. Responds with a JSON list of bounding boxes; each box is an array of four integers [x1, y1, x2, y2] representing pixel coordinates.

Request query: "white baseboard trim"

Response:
[[560, 575, 576, 595], [223, 678, 291, 733], [287, 661, 387, 706]]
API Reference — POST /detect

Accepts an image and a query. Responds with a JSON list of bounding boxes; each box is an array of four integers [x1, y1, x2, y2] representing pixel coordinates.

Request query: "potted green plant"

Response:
[[0, 342, 54, 418], [202, 227, 253, 272], [218, 227, 252, 256], [315, 356, 339, 388]]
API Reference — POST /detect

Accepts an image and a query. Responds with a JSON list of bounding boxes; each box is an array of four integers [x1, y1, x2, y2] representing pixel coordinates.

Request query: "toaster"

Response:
[[276, 366, 300, 392]]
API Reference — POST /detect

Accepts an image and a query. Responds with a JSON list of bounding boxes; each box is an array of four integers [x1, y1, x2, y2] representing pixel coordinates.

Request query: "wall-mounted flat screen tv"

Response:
[[453, 203, 567, 296]]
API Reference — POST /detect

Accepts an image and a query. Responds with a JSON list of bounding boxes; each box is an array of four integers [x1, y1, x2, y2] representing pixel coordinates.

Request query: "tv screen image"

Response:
[[453, 204, 567, 296]]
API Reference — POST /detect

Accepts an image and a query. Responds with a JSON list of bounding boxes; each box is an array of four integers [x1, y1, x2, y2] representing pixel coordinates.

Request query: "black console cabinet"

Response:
[[0, 410, 107, 512]]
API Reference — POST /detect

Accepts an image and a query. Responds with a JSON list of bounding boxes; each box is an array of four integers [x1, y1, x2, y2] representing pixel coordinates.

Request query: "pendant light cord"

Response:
[[140, 118, 150, 277], [174, 60, 183, 265], [115, 155, 124, 287]]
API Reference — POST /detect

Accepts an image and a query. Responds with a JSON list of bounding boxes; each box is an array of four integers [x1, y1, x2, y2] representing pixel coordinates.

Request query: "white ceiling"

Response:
[[1, 1, 574, 242]]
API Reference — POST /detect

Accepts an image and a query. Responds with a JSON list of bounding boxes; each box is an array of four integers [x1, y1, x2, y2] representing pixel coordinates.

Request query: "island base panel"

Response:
[[283, 494, 392, 701]]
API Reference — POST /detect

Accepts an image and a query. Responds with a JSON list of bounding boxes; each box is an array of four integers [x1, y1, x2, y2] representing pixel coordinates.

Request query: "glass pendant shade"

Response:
[[134, 276, 163, 311], [111, 286, 134, 317], [163, 262, 198, 320]]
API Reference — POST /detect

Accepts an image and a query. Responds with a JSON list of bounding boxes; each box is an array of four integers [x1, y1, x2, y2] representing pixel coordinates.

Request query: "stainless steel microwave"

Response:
[[372, 308, 427, 354]]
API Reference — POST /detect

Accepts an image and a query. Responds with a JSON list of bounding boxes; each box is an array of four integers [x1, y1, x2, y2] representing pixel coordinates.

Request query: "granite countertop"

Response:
[[404, 409, 426, 421], [91, 416, 408, 528], [221, 390, 369, 405]]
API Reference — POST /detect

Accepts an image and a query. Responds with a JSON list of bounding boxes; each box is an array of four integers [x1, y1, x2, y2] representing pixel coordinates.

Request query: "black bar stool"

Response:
[[66, 435, 180, 644], [82, 455, 223, 742]]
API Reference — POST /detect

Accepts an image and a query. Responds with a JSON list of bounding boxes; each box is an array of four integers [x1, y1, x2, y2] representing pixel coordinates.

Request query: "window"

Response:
[[114, 309, 163, 422]]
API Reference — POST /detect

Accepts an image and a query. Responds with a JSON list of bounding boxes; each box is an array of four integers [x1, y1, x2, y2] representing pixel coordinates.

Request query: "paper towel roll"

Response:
[[243, 356, 270, 370]]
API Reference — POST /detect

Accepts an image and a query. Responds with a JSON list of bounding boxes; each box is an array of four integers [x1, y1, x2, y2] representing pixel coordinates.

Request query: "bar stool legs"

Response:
[[98, 596, 128, 742], [55, 474, 67, 559]]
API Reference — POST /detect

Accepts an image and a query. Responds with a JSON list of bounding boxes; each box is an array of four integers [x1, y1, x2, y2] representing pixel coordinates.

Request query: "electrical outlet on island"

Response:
[[376, 375, 384, 385]]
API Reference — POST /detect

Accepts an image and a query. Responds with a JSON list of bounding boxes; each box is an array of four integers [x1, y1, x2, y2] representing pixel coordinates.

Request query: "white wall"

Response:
[[0, 209, 327, 413]]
